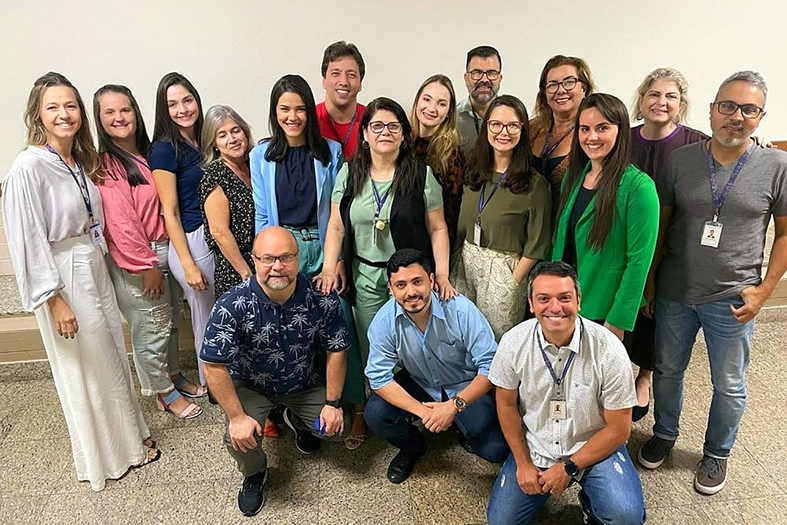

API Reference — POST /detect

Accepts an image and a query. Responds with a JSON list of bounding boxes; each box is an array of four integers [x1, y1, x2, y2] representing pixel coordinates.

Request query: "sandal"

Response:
[[344, 411, 366, 451], [173, 374, 208, 399], [133, 444, 162, 469], [157, 390, 203, 419], [143, 437, 158, 450]]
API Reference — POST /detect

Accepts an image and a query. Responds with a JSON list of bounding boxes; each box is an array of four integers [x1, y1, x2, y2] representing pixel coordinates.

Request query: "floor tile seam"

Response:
[[737, 440, 787, 496]]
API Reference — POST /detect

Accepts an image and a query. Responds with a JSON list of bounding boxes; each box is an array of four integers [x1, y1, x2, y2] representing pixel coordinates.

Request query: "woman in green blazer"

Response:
[[552, 93, 659, 340]]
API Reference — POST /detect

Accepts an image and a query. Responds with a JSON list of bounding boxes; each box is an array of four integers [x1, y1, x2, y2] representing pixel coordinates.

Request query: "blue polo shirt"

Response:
[[149, 140, 204, 233], [200, 274, 348, 396], [365, 292, 497, 400]]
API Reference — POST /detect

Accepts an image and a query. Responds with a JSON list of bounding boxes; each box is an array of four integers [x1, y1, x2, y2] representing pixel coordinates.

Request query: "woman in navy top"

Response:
[[628, 67, 708, 421], [149, 72, 213, 392]]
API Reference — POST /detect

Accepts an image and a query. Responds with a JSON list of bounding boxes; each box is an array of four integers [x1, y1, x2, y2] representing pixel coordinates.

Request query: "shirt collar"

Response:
[[394, 290, 444, 321], [251, 273, 308, 307], [457, 97, 475, 116], [536, 316, 582, 354]]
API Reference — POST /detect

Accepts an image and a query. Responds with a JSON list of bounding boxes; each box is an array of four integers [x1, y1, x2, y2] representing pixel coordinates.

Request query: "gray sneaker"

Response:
[[637, 436, 675, 469], [694, 456, 727, 495]]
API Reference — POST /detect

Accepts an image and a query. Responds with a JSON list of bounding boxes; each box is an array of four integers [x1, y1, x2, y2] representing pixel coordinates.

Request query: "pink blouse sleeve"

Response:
[[98, 158, 159, 273]]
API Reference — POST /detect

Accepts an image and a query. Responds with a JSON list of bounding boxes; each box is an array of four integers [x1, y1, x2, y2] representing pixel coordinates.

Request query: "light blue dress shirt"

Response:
[[365, 292, 497, 400]]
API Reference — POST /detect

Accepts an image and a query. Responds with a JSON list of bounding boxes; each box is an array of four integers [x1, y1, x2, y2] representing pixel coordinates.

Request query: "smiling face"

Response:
[[253, 229, 300, 292], [545, 64, 584, 116], [389, 263, 434, 316], [464, 55, 502, 105], [710, 80, 766, 148], [40, 85, 82, 142], [640, 78, 682, 126], [166, 83, 199, 132], [97, 91, 136, 142], [486, 104, 521, 154], [529, 273, 580, 337], [415, 81, 451, 135], [578, 107, 619, 163], [214, 118, 248, 162], [363, 109, 403, 155], [322, 56, 362, 110], [276, 91, 307, 146]]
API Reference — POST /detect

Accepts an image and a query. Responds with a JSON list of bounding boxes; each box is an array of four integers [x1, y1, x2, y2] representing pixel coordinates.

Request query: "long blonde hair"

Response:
[[530, 55, 596, 138], [408, 74, 459, 175], [631, 67, 691, 124], [24, 72, 100, 180]]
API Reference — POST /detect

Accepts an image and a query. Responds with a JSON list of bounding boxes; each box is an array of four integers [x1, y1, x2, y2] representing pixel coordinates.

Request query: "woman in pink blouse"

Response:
[[93, 84, 203, 419]]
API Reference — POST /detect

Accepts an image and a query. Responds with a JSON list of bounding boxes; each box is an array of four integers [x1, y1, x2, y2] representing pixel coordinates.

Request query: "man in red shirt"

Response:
[[316, 41, 366, 158]]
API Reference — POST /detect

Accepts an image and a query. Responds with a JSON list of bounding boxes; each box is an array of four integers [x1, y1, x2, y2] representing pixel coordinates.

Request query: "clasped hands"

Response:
[[517, 461, 572, 497], [418, 400, 457, 433]]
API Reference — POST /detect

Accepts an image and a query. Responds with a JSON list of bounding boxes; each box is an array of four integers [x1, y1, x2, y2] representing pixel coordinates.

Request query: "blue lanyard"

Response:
[[371, 176, 395, 219], [46, 144, 94, 220], [328, 107, 358, 148], [540, 125, 572, 174], [704, 141, 751, 221], [477, 172, 509, 215], [536, 319, 583, 388]]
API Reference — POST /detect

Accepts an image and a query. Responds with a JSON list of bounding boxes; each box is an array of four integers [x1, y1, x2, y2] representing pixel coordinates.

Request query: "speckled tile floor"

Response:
[[1, 312, 787, 524]]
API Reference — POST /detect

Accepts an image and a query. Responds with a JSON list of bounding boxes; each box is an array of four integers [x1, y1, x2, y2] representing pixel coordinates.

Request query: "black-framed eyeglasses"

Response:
[[251, 252, 299, 267], [467, 69, 501, 81], [487, 120, 523, 135], [713, 100, 764, 119], [544, 76, 580, 94], [368, 121, 403, 134]]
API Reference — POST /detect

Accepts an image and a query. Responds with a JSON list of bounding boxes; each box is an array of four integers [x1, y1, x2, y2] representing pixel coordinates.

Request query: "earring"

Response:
[[400, 140, 408, 150], [362, 140, 370, 150]]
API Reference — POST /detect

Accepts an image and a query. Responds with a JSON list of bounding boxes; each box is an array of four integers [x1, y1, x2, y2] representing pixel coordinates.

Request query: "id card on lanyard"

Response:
[[46, 144, 108, 254], [701, 142, 751, 248], [371, 176, 395, 244], [537, 319, 583, 420], [475, 172, 509, 246]]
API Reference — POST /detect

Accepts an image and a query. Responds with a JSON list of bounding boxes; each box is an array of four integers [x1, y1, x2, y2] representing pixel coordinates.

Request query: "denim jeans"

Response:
[[107, 240, 184, 395], [487, 446, 645, 525], [364, 370, 509, 463], [653, 295, 753, 458]]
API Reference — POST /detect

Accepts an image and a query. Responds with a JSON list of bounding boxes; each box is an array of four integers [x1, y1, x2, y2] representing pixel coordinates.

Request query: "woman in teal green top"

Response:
[[552, 93, 659, 339]]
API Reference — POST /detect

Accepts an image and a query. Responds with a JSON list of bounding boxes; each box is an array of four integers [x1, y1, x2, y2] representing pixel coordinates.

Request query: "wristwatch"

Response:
[[452, 395, 467, 413], [563, 459, 580, 477], [325, 398, 341, 409]]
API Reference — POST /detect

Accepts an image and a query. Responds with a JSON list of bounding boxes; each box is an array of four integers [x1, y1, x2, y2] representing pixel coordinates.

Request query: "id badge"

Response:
[[89, 222, 108, 254], [700, 221, 722, 248], [473, 221, 482, 246], [549, 399, 567, 420]]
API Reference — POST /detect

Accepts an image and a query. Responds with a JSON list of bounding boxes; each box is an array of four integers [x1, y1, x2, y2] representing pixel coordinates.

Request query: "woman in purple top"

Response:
[[628, 67, 708, 421]]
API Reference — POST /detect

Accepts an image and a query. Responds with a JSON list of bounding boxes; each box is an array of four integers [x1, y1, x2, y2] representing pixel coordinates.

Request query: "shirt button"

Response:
[[555, 441, 559, 445]]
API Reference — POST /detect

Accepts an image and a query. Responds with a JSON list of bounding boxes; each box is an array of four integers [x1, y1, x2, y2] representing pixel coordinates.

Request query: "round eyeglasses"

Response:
[[544, 76, 580, 94], [467, 69, 501, 81], [368, 121, 403, 134], [487, 120, 523, 135]]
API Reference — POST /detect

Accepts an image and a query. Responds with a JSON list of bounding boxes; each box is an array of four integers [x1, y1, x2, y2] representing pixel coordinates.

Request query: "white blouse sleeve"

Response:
[[1, 166, 63, 311]]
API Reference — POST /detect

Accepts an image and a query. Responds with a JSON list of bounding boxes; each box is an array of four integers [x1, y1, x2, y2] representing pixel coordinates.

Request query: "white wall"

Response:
[[1, 0, 785, 275]]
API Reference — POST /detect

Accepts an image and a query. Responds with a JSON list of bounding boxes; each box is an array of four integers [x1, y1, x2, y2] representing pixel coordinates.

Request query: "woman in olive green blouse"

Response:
[[452, 95, 552, 340]]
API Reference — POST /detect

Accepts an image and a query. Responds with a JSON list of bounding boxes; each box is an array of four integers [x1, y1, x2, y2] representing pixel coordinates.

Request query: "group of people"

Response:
[[2, 39, 786, 524]]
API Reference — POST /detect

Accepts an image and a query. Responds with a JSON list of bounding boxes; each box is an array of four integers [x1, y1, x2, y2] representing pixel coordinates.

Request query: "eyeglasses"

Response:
[[544, 76, 580, 94], [467, 69, 501, 81], [487, 120, 523, 135], [713, 100, 764, 119], [368, 121, 403, 134], [251, 252, 299, 267]]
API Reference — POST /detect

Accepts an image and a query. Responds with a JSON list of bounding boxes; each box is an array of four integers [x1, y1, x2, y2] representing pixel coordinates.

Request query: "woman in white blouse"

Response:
[[1, 72, 159, 491]]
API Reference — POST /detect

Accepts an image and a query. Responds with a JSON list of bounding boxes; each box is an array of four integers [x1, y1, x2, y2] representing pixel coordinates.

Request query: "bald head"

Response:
[[253, 226, 298, 255]]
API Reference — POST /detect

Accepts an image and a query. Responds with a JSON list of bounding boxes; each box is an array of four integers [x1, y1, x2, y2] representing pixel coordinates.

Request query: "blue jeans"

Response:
[[653, 295, 753, 458], [487, 446, 645, 525], [364, 370, 509, 462]]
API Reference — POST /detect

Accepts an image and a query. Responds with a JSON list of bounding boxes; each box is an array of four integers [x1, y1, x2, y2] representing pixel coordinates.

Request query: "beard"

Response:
[[470, 81, 497, 104], [264, 273, 294, 290], [715, 124, 751, 148]]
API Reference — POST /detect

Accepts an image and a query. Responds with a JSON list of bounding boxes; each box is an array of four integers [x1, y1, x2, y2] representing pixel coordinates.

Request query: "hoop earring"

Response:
[[362, 140, 370, 150]]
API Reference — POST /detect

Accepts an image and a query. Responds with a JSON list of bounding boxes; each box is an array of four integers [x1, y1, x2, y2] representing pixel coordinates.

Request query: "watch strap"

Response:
[[325, 398, 341, 409]]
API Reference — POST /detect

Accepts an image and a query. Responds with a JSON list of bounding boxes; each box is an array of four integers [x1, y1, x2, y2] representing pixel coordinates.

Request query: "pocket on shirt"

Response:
[[567, 381, 596, 431]]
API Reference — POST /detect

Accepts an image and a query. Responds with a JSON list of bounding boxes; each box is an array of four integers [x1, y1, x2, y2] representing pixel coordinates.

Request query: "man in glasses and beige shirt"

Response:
[[457, 45, 504, 154]]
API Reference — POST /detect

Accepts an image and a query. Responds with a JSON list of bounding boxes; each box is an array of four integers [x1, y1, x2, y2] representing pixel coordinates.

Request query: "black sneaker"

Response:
[[637, 436, 675, 469], [694, 456, 728, 495], [387, 448, 425, 484], [237, 470, 268, 516], [282, 407, 321, 455]]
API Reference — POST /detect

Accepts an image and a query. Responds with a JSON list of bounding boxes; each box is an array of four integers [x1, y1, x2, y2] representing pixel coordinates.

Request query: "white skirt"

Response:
[[34, 234, 150, 491]]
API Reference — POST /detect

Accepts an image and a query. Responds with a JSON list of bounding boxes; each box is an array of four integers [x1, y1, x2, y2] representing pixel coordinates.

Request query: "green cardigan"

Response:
[[552, 163, 659, 331]]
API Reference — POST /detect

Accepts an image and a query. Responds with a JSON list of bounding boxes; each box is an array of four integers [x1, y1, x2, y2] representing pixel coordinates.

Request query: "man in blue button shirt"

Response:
[[364, 249, 508, 484], [202, 227, 350, 517]]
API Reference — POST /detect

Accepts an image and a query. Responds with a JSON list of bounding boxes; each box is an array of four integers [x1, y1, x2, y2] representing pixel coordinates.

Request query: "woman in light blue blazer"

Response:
[[251, 74, 343, 275], [250, 74, 365, 450]]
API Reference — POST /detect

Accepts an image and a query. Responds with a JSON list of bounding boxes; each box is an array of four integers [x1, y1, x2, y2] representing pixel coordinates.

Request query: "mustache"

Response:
[[405, 295, 423, 302], [473, 81, 493, 91]]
